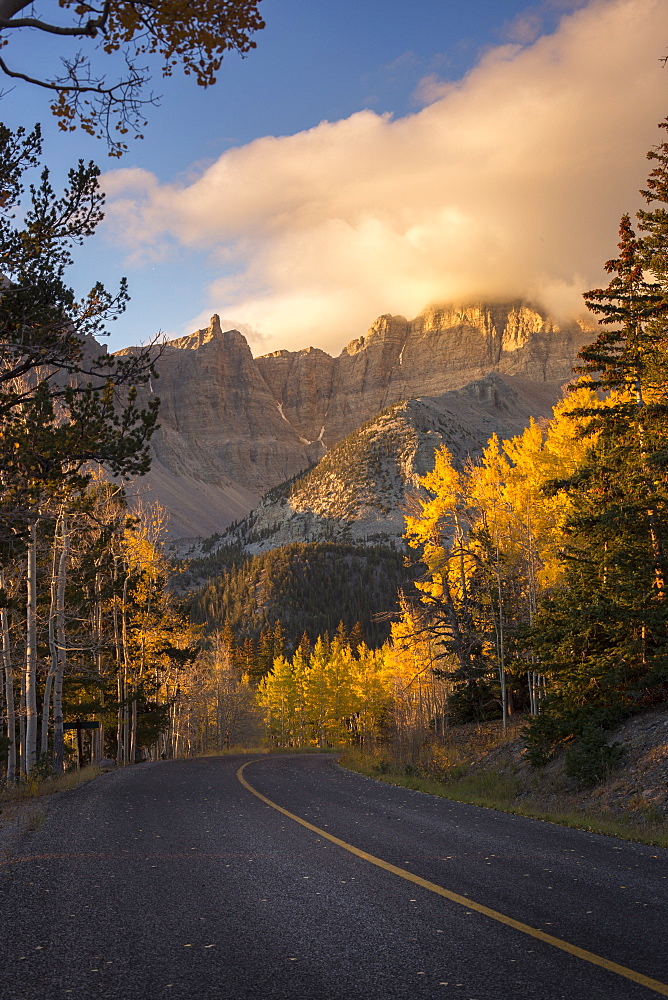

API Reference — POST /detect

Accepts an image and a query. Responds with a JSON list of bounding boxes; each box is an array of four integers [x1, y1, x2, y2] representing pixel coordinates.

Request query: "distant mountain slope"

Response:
[[204, 371, 563, 555], [121, 301, 591, 538], [190, 542, 411, 649]]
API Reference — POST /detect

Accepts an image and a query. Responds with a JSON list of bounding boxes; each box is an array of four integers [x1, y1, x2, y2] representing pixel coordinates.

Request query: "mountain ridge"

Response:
[[120, 300, 592, 538]]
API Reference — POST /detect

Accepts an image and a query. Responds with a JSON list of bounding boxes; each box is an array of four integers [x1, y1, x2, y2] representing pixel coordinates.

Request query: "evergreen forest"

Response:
[[190, 542, 411, 649]]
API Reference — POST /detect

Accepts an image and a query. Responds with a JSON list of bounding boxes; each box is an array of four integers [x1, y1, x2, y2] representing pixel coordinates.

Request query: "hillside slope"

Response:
[[190, 542, 411, 649], [343, 706, 668, 843]]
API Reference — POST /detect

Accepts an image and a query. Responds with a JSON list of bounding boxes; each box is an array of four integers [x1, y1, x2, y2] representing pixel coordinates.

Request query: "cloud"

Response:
[[104, 0, 668, 357], [412, 73, 453, 107], [504, 12, 544, 44]]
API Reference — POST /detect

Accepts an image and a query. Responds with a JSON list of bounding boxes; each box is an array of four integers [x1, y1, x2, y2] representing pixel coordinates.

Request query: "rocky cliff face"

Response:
[[254, 302, 590, 449], [207, 372, 564, 556], [126, 302, 592, 538], [120, 319, 313, 536]]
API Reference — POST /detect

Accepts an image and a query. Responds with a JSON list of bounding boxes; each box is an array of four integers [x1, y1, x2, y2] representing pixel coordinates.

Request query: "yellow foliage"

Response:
[[404, 383, 622, 606]]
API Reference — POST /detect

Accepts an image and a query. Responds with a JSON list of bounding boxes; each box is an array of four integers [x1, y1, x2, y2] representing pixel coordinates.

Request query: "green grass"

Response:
[[340, 751, 668, 848]]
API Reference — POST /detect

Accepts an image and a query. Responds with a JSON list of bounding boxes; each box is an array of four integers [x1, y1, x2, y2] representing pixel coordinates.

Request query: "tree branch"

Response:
[[0, 0, 34, 22], [0, 16, 102, 36], [0, 53, 137, 96], [0, 0, 112, 37]]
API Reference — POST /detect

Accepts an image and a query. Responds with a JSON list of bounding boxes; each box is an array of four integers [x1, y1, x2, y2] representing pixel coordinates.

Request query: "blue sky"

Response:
[[4, 0, 668, 355]]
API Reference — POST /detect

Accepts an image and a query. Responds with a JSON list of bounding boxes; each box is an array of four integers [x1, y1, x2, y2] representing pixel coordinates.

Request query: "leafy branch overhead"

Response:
[[0, 0, 265, 155]]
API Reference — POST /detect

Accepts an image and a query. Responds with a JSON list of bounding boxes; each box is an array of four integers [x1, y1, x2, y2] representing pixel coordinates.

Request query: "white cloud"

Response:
[[103, 0, 668, 357]]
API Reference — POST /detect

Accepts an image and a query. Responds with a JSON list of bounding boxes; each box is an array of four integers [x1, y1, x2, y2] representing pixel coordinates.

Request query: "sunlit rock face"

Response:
[[122, 302, 593, 538], [117, 317, 313, 537], [218, 371, 568, 556], [256, 302, 591, 450]]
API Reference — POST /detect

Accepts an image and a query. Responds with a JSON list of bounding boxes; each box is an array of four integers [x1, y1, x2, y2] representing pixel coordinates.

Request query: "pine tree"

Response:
[[638, 117, 668, 287], [525, 150, 668, 763], [0, 124, 159, 556]]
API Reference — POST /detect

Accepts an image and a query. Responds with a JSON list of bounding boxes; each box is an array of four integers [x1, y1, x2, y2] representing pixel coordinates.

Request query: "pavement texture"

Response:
[[0, 753, 666, 1000]]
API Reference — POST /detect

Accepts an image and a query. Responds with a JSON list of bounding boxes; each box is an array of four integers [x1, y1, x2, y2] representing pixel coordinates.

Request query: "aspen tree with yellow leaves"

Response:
[[113, 500, 200, 764], [383, 599, 449, 755], [402, 389, 604, 725], [167, 633, 260, 757], [0, 483, 200, 780], [258, 636, 392, 749]]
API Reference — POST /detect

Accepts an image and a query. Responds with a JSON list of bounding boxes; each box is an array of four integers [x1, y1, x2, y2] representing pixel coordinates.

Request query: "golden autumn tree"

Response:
[[403, 391, 608, 723], [257, 654, 301, 747], [258, 637, 393, 749], [114, 502, 200, 764], [404, 445, 500, 723], [382, 600, 449, 750]]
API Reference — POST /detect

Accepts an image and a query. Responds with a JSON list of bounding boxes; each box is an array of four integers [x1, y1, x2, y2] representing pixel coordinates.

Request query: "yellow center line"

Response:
[[237, 759, 668, 997]]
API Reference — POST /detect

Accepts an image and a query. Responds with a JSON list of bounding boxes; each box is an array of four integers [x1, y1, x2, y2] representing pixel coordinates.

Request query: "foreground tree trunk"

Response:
[[1, 571, 16, 781], [24, 521, 38, 776], [52, 517, 70, 772], [42, 514, 62, 759], [121, 574, 131, 765]]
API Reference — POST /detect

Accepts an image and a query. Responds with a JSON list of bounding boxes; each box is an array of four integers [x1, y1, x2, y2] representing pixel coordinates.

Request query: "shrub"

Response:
[[565, 727, 624, 786]]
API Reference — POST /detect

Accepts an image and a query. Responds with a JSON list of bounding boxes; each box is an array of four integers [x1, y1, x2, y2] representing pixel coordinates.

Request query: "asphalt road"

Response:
[[0, 754, 666, 1000]]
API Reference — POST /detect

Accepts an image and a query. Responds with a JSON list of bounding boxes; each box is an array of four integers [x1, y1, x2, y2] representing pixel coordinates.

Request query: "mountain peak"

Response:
[[127, 298, 593, 538], [166, 314, 254, 353]]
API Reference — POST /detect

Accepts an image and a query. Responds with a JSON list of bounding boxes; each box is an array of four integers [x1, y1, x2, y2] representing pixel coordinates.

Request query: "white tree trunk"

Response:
[[42, 515, 62, 758], [112, 580, 124, 766], [94, 567, 104, 762], [53, 517, 69, 772], [25, 522, 38, 776], [18, 662, 25, 777], [121, 575, 131, 765]]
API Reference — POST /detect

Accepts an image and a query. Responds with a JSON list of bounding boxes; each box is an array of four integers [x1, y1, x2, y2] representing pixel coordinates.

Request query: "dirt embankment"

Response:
[[445, 705, 668, 821]]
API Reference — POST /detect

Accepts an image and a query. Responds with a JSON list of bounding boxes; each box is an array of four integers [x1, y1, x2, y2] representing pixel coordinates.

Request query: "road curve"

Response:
[[0, 753, 666, 1000]]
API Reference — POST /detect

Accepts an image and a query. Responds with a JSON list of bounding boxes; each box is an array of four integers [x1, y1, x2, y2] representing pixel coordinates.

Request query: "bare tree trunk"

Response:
[[25, 522, 38, 776], [121, 574, 131, 765], [123, 671, 130, 764], [528, 670, 535, 715], [1, 571, 17, 782], [130, 697, 137, 763], [94, 567, 105, 762], [496, 567, 507, 732], [18, 661, 25, 778], [636, 399, 666, 600], [489, 514, 507, 733], [173, 695, 182, 759], [40, 670, 54, 761], [52, 517, 70, 772], [112, 582, 124, 765], [116, 673, 123, 766], [42, 514, 62, 759], [1, 580, 16, 782]]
